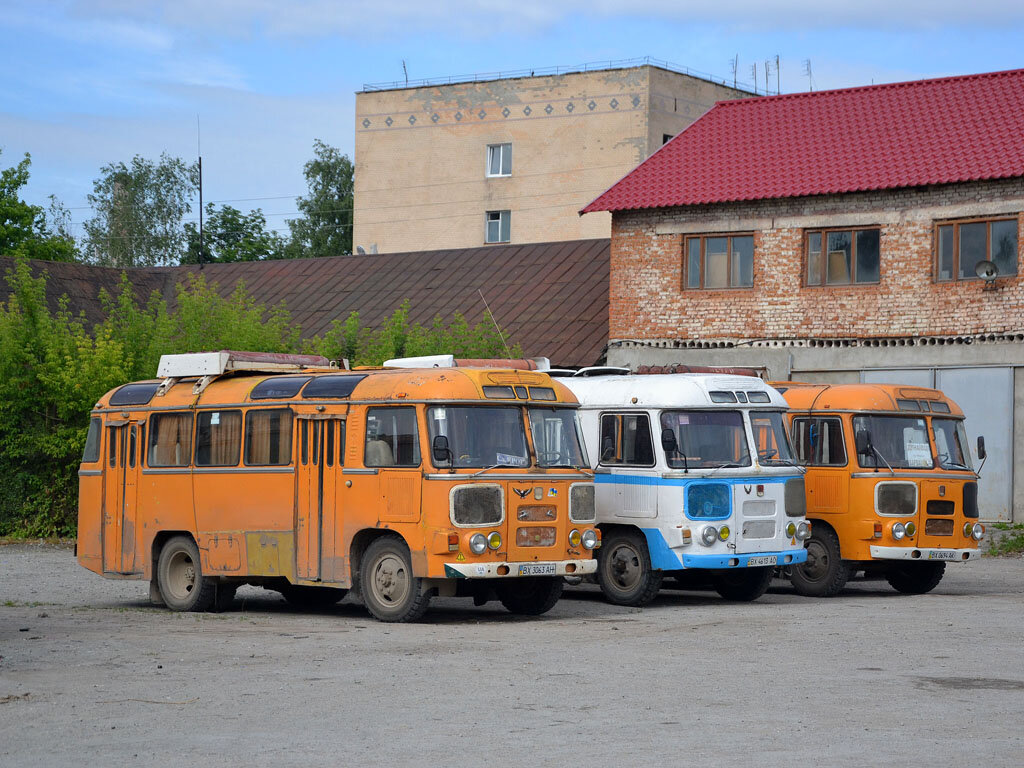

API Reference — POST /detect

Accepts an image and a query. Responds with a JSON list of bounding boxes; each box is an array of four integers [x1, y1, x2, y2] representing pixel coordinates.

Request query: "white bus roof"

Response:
[[560, 373, 788, 410]]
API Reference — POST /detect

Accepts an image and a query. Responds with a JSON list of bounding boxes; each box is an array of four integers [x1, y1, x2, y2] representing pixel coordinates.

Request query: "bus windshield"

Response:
[[427, 406, 529, 468], [528, 407, 589, 468], [660, 410, 751, 469], [750, 411, 797, 465], [853, 415, 934, 469], [933, 418, 973, 471]]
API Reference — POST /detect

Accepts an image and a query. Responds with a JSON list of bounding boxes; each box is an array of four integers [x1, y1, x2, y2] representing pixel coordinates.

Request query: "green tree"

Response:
[[83, 153, 198, 267], [0, 151, 78, 262], [183, 203, 286, 263], [286, 139, 353, 258]]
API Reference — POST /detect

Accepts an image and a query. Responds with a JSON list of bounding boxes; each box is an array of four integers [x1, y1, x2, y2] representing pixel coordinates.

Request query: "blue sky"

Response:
[[3, 1, 1023, 239]]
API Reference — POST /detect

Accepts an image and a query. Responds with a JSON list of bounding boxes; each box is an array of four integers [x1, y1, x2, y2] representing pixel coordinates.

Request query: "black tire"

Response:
[[213, 582, 237, 612], [596, 530, 663, 606], [360, 536, 431, 622], [279, 584, 348, 608], [790, 526, 850, 597], [156, 535, 216, 612], [497, 576, 564, 616], [712, 566, 774, 602], [886, 561, 946, 595]]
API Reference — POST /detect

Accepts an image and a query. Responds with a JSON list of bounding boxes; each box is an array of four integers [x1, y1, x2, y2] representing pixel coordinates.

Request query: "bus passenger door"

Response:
[[102, 420, 141, 574], [296, 417, 346, 581]]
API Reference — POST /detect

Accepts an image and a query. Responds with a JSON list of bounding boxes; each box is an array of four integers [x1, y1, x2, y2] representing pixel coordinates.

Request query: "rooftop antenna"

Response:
[[197, 114, 204, 269], [750, 63, 758, 95], [730, 54, 738, 88], [775, 54, 780, 94], [764, 58, 771, 94], [478, 289, 514, 360], [402, 59, 408, 86], [803, 59, 813, 92]]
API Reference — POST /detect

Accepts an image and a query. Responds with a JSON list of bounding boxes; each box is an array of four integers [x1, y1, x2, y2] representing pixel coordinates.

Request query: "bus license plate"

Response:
[[928, 550, 956, 560], [518, 563, 557, 576], [747, 556, 777, 567]]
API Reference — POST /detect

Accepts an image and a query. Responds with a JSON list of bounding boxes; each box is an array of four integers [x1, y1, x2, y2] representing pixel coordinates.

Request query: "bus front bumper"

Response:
[[443, 559, 598, 579], [680, 548, 808, 569], [869, 546, 980, 562]]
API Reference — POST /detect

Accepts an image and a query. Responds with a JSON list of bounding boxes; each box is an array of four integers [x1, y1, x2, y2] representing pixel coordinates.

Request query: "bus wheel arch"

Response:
[[886, 561, 946, 594], [789, 520, 850, 597], [595, 524, 663, 607], [357, 533, 432, 622]]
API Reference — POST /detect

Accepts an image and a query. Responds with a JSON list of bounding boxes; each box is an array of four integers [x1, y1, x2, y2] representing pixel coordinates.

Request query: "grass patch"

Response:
[[987, 522, 1024, 556]]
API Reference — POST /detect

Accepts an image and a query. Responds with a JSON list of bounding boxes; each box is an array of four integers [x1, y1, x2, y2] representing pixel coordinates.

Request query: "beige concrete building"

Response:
[[353, 60, 751, 253]]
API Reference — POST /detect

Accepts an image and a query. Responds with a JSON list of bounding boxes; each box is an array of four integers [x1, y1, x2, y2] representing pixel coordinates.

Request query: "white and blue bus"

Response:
[[556, 372, 811, 605]]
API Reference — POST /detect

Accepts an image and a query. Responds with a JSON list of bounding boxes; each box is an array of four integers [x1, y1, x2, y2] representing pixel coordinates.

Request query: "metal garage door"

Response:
[[861, 367, 1012, 520]]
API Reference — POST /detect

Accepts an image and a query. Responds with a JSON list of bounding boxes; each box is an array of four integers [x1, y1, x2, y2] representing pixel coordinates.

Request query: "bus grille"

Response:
[[516, 527, 556, 547], [741, 520, 776, 539], [925, 518, 954, 536]]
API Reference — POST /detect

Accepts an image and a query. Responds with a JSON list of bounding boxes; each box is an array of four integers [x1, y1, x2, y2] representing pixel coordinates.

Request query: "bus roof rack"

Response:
[[157, 350, 339, 378], [382, 355, 550, 370]]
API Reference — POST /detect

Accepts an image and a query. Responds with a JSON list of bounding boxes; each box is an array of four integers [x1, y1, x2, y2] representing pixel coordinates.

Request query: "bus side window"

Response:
[[326, 421, 334, 467], [108, 426, 117, 468], [365, 407, 420, 467], [244, 409, 293, 466], [128, 425, 137, 469], [82, 418, 102, 463], [793, 417, 846, 466], [338, 422, 346, 466], [149, 413, 193, 467], [195, 410, 242, 467], [600, 413, 654, 466]]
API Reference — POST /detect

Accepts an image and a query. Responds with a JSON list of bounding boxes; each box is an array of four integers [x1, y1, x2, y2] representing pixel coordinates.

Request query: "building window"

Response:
[[935, 217, 1018, 281], [806, 228, 880, 286], [486, 143, 512, 177], [683, 234, 754, 289], [485, 210, 511, 243], [662, 133, 674, 145]]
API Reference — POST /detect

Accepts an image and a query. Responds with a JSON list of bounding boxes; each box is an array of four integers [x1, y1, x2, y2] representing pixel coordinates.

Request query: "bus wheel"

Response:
[[157, 536, 216, 612], [497, 576, 564, 616], [712, 566, 774, 602], [360, 536, 431, 622], [213, 582, 237, 612], [886, 562, 946, 595], [597, 531, 663, 606], [790, 527, 850, 597], [280, 585, 348, 608]]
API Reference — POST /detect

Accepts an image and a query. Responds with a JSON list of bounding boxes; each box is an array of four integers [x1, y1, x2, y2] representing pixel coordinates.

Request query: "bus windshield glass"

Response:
[[528, 407, 589, 468], [660, 410, 751, 469], [750, 411, 797, 465], [853, 415, 933, 469], [933, 418, 973, 471], [427, 406, 529, 468]]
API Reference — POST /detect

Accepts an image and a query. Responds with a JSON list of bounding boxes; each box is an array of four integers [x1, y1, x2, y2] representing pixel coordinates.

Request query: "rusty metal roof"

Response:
[[0, 238, 610, 367]]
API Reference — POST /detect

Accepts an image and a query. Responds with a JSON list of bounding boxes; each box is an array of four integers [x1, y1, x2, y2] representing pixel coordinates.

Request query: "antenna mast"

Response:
[[731, 55, 738, 88], [197, 115, 204, 268], [803, 59, 813, 92]]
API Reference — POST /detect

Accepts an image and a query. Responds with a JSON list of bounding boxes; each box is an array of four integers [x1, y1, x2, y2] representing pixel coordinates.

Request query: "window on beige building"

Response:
[[683, 234, 754, 289], [486, 143, 512, 177], [935, 217, 1018, 281], [485, 210, 510, 243], [805, 228, 880, 286]]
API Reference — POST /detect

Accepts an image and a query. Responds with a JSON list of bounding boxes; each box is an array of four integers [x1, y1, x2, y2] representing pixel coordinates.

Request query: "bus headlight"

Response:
[[700, 526, 718, 546], [971, 523, 984, 541], [469, 533, 487, 555], [487, 531, 502, 550], [581, 529, 599, 550], [568, 529, 582, 548], [718, 525, 731, 541], [786, 522, 796, 537], [904, 522, 916, 538], [796, 521, 811, 541], [892, 522, 907, 541]]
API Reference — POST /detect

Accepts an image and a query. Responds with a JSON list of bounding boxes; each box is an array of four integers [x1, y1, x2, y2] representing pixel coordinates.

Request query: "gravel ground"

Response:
[[1, 543, 1023, 767]]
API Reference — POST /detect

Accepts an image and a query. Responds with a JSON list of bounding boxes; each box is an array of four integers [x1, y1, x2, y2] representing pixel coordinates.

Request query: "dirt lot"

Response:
[[1, 543, 1023, 767]]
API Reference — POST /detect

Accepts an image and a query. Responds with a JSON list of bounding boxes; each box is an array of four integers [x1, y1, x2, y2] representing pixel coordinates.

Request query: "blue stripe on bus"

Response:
[[639, 527, 808, 570]]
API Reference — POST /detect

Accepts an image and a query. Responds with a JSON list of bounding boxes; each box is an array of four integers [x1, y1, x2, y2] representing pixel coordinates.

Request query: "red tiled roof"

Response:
[[0, 239, 610, 367], [582, 68, 1024, 213]]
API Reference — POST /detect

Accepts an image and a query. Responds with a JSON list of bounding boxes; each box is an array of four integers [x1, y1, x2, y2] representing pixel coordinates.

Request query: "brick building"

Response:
[[354, 59, 750, 253], [583, 69, 1024, 521]]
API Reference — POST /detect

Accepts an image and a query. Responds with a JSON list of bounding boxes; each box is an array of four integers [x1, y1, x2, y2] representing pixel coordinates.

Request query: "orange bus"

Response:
[[773, 382, 985, 596], [77, 351, 598, 622]]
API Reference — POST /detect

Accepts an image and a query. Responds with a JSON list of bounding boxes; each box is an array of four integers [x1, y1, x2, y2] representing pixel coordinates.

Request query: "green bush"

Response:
[[987, 522, 1024, 557], [0, 263, 518, 536]]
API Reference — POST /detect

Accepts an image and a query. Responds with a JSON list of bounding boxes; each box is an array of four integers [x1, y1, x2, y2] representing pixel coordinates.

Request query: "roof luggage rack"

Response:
[[155, 350, 341, 396]]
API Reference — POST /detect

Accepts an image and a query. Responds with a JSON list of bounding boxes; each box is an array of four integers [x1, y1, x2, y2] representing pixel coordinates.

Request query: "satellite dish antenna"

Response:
[[975, 260, 998, 282], [356, 245, 366, 255]]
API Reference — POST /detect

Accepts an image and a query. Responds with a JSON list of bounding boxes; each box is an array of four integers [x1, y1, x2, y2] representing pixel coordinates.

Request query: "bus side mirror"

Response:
[[977, 435, 987, 461], [432, 435, 452, 465], [661, 428, 678, 454], [855, 430, 871, 455]]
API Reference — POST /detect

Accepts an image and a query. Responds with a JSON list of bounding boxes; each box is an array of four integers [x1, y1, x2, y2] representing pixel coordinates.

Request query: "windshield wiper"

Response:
[[941, 460, 971, 470], [761, 458, 799, 467], [869, 446, 895, 476], [469, 462, 518, 478]]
